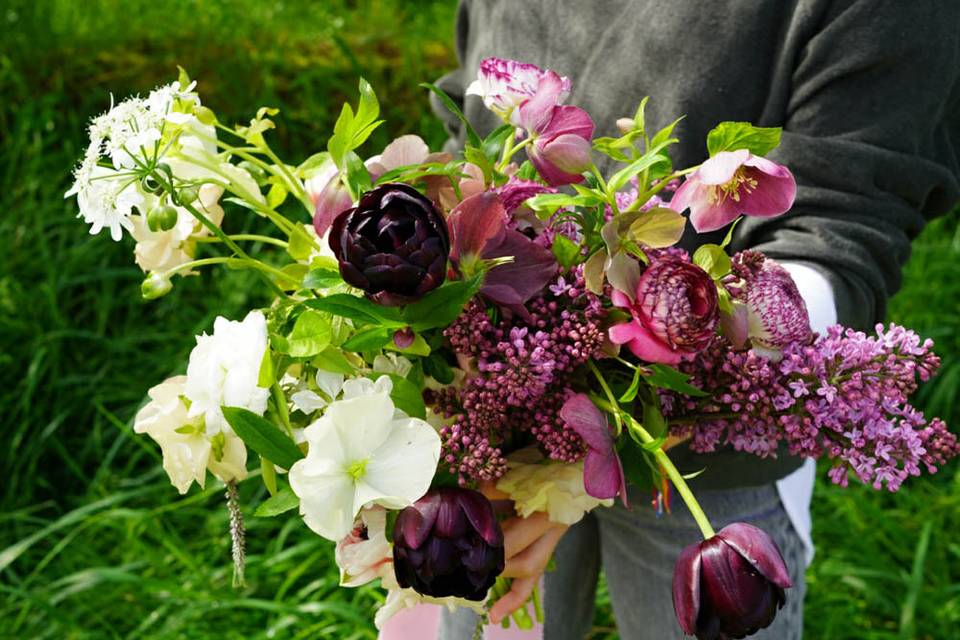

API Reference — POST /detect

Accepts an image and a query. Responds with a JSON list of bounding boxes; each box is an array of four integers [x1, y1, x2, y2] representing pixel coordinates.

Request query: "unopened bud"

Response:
[[616, 117, 635, 135], [178, 185, 200, 205], [147, 205, 179, 232], [141, 272, 173, 300]]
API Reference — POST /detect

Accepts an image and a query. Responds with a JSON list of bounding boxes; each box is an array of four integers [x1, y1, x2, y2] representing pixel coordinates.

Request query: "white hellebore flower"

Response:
[[335, 507, 393, 587], [185, 310, 270, 436], [289, 376, 441, 541], [496, 459, 612, 525], [134, 375, 247, 494]]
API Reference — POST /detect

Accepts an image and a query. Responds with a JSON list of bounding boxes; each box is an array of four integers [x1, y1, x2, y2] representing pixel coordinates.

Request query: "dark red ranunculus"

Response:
[[392, 488, 505, 601], [329, 183, 449, 306], [673, 522, 792, 640]]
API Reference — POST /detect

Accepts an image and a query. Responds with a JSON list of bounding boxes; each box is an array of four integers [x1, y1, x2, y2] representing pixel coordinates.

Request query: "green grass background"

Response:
[[1, 1, 957, 638]]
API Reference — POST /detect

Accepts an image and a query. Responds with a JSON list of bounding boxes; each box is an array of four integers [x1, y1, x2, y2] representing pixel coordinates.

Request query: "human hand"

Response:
[[479, 482, 569, 625]]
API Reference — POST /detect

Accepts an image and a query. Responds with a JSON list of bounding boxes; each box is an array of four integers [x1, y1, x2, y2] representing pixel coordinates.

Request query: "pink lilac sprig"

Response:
[[662, 324, 958, 492], [433, 269, 606, 484]]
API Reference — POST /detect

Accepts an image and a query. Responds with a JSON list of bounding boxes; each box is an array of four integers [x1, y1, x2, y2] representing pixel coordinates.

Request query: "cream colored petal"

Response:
[[359, 417, 440, 509]]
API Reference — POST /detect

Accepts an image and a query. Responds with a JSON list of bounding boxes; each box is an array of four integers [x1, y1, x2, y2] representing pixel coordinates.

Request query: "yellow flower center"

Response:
[[707, 168, 759, 205], [346, 459, 369, 481]]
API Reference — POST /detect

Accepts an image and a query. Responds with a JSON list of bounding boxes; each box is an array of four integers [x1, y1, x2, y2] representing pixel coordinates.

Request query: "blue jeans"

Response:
[[440, 484, 806, 639]]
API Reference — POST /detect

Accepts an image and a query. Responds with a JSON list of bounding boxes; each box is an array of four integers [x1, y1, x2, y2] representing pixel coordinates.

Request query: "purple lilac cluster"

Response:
[[432, 269, 606, 483], [662, 324, 958, 491]]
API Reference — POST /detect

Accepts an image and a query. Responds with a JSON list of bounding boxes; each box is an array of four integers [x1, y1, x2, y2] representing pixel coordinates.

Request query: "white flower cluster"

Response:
[[134, 311, 269, 494]]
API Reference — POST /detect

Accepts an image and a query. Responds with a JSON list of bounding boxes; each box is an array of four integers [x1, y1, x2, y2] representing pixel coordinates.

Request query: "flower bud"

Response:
[[392, 487, 504, 601], [177, 185, 200, 205], [147, 205, 179, 232], [673, 523, 792, 639], [141, 272, 173, 299]]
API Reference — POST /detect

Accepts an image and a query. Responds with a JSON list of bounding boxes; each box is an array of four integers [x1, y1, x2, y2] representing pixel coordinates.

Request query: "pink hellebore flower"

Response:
[[447, 192, 557, 307], [466, 57, 571, 125], [559, 393, 628, 506], [609, 258, 719, 365], [516, 73, 594, 187], [671, 149, 796, 233]]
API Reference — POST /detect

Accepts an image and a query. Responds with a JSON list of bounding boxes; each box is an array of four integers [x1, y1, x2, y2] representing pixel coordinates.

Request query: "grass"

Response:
[[0, 1, 957, 638]]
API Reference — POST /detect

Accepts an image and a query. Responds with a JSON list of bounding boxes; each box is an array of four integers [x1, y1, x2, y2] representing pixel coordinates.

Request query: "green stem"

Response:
[[588, 361, 623, 437], [496, 135, 532, 173], [194, 234, 288, 248]]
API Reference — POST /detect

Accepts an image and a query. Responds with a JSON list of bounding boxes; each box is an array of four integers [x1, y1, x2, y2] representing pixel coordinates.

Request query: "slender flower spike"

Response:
[[609, 258, 719, 364], [673, 522, 792, 640], [672, 150, 796, 233], [289, 376, 441, 541], [466, 57, 571, 125], [392, 487, 505, 600], [559, 393, 628, 507]]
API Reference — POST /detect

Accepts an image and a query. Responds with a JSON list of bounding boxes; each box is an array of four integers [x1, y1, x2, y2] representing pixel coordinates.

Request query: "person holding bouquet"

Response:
[[380, 1, 960, 638]]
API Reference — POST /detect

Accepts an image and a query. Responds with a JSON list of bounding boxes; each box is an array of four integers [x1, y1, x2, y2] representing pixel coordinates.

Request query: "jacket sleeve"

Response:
[[734, 1, 960, 329]]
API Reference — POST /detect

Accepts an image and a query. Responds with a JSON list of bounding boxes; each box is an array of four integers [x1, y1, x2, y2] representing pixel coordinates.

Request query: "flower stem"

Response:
[[496, 135, 532, 173], [194, 234, 289, 248]]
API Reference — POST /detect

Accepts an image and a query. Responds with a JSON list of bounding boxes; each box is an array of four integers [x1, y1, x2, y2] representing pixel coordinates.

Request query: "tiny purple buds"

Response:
[[392, 488, 505, 601], [673, 523, 792, 639], [672, 150, 796, 233], [328, 183, 450, 306], [609, 258, 719, 364]]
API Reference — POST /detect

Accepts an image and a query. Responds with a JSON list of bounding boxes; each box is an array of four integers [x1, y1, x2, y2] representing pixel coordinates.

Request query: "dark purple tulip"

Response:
[[329, 183, 450, 306], [392, 488, 505, 601], [673, 523, 792, 639]]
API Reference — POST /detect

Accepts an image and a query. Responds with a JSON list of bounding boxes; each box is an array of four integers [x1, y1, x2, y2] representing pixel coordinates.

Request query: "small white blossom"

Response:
[[289, 376, 440, 541], [134, 375, 247, 494], [185, 311, 270, 436]]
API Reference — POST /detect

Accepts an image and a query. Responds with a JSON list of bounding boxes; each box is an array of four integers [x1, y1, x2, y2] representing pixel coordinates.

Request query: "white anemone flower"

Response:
[[289, 376, 441, 541], [185, 311, 270, 436], [134, 375, 247, 494]]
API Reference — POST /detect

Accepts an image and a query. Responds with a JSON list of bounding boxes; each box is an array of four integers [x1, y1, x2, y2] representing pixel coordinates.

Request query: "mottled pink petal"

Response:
[[688, 192, 742, 233], [717, 523, 793, 589], [672, 542, 703, 635], [516, 71, 567, 133], [539, 105, 594, 140], [447, 192, 507, 261], [699, 150, 751, 185], [481, 229, 557, 305]]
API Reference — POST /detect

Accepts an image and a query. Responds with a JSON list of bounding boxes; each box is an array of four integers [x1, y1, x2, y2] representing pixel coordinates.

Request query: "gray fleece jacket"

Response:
[[432, 0, 960, 487]]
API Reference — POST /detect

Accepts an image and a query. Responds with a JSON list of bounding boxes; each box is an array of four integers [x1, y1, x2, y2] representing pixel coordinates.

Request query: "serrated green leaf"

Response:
[[254, 487, 299, 517], [626, 207, 686, 249], [692, 244, 732, 280], [706, 122, 782, 157], [222, 406, 303, 470], [645, 364, 709, 397], [286, 310, 332, 358]]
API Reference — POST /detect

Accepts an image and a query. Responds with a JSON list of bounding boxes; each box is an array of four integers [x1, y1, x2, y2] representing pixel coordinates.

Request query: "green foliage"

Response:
[[706, 121, 782, 157]]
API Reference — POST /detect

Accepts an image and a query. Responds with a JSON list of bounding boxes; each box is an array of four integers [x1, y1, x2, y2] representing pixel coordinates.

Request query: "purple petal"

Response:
[[688, 192, 742, 234], [698, 150, 750, 185], [539, 105, 594, 140], [717, 523, 793, 588], [539, 133, 592, 174], [457, 489, 504, 547], [481, 229, 557, 306], [396, 493, 441, 549], [516, 71, 566, 133], [671, 542, 703, 635], [559, 393, 611, 453], [529, 144, 586, 187], [739, 160, 797, 218], [447, 192, 507, 261]]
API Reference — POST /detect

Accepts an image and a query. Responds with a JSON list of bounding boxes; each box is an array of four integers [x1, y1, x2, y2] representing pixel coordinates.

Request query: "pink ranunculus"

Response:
[[494, 177, 556, 217], [671, 149, 796, 233], [609, 258, 720, 364], [559, 393, 628, 506], [466, 57, 571, 125], [729, 251, 811, 354]]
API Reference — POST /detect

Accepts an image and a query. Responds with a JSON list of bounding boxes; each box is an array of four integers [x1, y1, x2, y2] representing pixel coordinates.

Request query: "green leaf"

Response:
[[344, 150, 372, 197], [311, 346, 360, 375], [526, 193, 604, 215], [355, 78, 380, 130], [286, 310, 333, 358], [257, 349, 274, 388], [692, 244, 732, 280], [261, 457, 278, 495], [401, 276, 483, 331], [306, 294, 403, 326], [420, 82, 482, 148], [302, 268, 344, 289], [342, 326, 394, 351], [719, 217, 741, 249], [369, 373, 426, 419], [287, 226, 316, 262], [482, 124, 515, 162], [619, 367, 642, 403], [642, 400, 668, 439], [266, 182, 288, 209], [424, 353, 455, 385], [297, 151, 333, 176], [644, 364, 709, 397], [650, 115, 685, 150], [626, 207, 686, 249], [618, 440, 655, 492], [607, 147, 672, 193], [464, 145, 495, 185], [706, 122, 782, 157], [222, 406, 303, 470], [551, 234, 582, 269], [254, 487, 299, 517]]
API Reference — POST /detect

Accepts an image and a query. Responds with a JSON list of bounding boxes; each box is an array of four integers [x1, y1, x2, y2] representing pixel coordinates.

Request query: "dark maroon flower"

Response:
[[392, 488, 505, 601], [609, 257, 720, 364], [329, 183, 449, 305], [673, 523, 792, 640]]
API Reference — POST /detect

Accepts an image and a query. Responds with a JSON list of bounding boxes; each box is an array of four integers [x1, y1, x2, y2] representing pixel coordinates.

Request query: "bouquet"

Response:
[[67, 60, 958, 638]]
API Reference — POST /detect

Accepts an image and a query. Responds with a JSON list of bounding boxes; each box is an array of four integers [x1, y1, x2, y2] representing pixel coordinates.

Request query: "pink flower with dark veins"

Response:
[[609, 258, 719, 364], [671, 149, 796, 233], [466, 57, 571, 125]]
